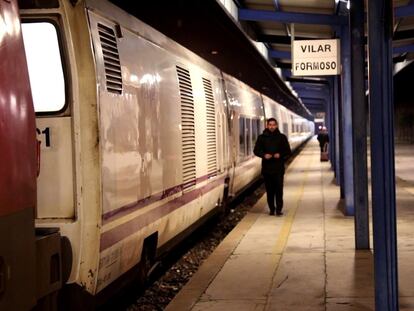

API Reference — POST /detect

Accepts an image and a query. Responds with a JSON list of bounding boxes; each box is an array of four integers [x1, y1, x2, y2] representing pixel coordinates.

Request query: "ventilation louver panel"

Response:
[[98, 23, 123, 94], [177, 66, 196, 190], [202, 78, 217, 178]]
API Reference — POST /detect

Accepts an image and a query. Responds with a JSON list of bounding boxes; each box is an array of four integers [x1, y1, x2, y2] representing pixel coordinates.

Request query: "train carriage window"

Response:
[[283, 123, 289, 136], [22, 22, 66, 113], [239, 117, 245, 160], [252, 118, 258, 147], [252, 118, 262, 154], [246, 118, 251, 156]]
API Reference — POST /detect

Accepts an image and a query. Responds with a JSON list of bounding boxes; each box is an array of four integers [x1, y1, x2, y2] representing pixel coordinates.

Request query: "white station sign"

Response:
[[292, 39, 341, 76]]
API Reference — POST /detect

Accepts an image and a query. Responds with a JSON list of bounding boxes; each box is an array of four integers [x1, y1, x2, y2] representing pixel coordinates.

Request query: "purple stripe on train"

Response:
[[100, 176, 226, 251], [99, 158, 260, 251], [102, 174, 212, 224], [102, 158, 258, 224]]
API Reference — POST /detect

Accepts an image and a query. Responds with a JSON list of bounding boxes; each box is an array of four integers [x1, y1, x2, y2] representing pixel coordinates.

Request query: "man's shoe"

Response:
[[269, 211, 275, 215], [276, 211, 283, 216]]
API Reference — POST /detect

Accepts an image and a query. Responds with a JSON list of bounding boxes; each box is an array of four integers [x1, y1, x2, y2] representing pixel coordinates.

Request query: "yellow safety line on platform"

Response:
[[272, 155, 311, 255], [263, 150, 313, 310]]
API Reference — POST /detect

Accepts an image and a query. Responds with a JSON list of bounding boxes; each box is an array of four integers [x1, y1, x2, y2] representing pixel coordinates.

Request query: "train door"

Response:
[[216, 84, 228, 174], [218, 113, 228, 172], [22, 20, 75, 219]]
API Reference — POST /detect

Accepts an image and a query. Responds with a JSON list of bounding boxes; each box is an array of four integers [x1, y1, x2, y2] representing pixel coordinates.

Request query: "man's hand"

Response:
[[264, 154, 272, 159], [274, 153, 280, 159]]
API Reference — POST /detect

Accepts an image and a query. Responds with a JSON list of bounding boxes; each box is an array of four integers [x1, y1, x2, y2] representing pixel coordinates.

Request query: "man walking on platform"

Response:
[[254, 118, 291, 216]]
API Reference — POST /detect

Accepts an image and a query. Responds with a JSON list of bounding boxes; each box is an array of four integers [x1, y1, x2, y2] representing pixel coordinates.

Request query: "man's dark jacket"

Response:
[[253, 128, 291, 174]]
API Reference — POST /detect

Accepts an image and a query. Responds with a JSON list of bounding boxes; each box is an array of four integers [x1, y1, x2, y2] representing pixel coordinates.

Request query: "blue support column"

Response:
[[337, 76, 345, 197], [340, 25, 355, 214], [327, 78, 335, 166], [334, 76, 342, 188], [325, 89, 332, 159], [350, 0, 370, 249], [367, 0, 399, 309]]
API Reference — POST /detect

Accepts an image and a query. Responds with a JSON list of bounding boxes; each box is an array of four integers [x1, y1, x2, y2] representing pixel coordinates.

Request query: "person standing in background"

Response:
[[317, 127, 329, 152]]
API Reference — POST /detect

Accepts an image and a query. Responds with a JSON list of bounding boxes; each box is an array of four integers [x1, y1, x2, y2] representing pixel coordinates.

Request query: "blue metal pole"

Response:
[[269, 49, 291, 59], [332, 78, 337, 170], [340, 25, 355, 215], [395, 4, 414, 18], [325, 88, 332, 160], [334, 76, 342, 188], [337, 77, 345, 197], [393, 44, 414, 54], [350, 0, 370, 249], [328, 78, 335, 166], [238, 8, 347, 25], [367, 0, 399, 309]]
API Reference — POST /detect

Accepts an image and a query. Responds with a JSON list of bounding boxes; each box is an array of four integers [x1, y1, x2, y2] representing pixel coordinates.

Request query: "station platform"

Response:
[[166, 138, 414, 311]]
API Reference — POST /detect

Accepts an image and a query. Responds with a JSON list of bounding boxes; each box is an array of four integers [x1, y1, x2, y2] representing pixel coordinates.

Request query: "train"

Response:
[[0, 0, 314, 309]]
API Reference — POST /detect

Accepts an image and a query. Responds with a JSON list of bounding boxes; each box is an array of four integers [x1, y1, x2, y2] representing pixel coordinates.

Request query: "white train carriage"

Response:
[[285, 109, 314, 151], [21, 0, 229, 295], [18, 0, 313, 301]]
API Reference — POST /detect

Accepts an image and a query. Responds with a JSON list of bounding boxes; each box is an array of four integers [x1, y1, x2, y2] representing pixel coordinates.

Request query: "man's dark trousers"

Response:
[[263, 172, 284, 213]]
